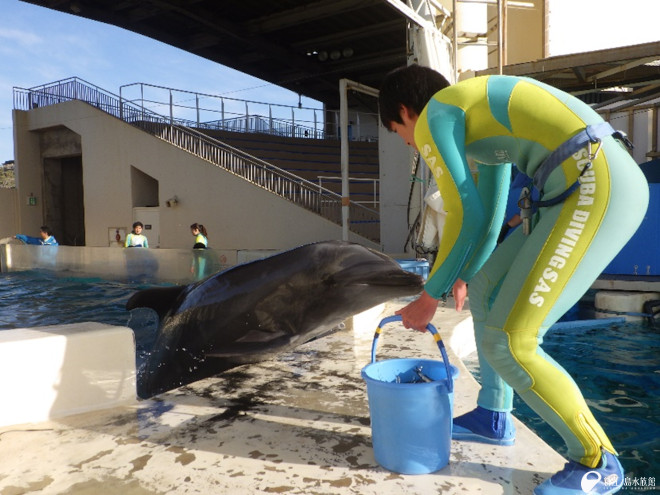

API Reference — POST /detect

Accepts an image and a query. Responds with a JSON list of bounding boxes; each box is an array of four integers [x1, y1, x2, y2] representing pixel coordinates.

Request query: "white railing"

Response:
[[116, 81, 379, 142], [13, 77, 380, 242], [199, 115, 325, 139]]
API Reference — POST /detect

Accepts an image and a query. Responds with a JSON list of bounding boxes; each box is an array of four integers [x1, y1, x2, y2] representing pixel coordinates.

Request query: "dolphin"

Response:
[[126, 240, 424, 398]]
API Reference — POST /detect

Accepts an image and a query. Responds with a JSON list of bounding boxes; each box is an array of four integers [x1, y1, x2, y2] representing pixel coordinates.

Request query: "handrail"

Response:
[[117, 80, 379, 141], [199, 115, 325, 140], [318, 175, 380, 208], [12, 77, 380, 242], [120, 81, 324, 138]]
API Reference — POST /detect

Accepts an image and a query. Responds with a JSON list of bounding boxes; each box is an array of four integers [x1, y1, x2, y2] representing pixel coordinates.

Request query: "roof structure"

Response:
[[477, 40, 660, 108], [21, 0, 411, 109], [20, 1, 660, 111]]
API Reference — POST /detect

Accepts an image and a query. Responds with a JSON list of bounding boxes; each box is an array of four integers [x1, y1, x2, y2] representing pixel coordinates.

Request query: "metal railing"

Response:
[[199, 115, 325, 139], [117, 81, 379, 141], [318, 175, 380, 209], [13, 77, 380, 242]]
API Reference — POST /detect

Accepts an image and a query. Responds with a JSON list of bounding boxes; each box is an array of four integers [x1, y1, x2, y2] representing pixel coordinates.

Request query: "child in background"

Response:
[[190, 223, 208, 249], [125, 222, 149, 248]]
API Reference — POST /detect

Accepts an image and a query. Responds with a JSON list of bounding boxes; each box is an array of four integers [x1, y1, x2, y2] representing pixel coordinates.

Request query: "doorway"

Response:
[[43, 156, 85, 246]]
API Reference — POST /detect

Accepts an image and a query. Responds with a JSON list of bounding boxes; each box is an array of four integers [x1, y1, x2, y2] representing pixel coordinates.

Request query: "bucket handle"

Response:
[[370, 315, 454, 393]]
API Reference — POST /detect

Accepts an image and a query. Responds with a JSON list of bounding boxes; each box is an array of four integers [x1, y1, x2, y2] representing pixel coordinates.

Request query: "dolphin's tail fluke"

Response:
[[126, 285, 187, 321]]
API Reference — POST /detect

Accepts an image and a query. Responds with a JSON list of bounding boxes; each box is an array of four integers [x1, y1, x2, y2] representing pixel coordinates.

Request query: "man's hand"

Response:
[[395, 290, 440, 332]]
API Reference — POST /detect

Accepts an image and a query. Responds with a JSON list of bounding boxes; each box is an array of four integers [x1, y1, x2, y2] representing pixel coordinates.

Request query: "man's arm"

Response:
[[416, 99, 486, 299], [459, 162, 512, 282]]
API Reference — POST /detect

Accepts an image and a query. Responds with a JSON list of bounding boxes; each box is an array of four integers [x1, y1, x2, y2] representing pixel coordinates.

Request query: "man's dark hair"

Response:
[[379, 64, 451, 129], [40, 226, 52, 235]]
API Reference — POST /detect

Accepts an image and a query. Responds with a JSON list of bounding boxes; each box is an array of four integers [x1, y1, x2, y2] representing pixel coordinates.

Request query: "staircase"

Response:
[[198, 128, 380, 208], [13, 77, 379, 242]]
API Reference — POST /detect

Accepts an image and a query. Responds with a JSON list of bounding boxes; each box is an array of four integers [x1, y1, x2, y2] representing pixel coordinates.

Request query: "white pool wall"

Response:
[[0, 322, 136, 427]]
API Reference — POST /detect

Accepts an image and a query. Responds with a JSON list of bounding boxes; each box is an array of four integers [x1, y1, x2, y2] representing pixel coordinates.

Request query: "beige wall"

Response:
[[446, 0, 546, 77], [503, 2, 545, 64], [13, 102, 377, 251], [13, 111, 44, 237], [0, 188, 18, 240]]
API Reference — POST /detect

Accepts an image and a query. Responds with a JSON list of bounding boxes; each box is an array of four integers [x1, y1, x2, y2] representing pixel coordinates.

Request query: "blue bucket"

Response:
[[361, 315, 458, 474]]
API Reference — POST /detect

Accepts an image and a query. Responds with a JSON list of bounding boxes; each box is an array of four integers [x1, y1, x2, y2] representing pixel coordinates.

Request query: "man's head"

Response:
[[378, 64, 451, 131]]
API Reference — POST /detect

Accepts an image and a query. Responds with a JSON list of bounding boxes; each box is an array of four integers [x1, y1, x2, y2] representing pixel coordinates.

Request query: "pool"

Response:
[[0, 270, 160, 364], [1, 270, 657, 483], [0, 271, 136, 329], [463, 319, 660, 484]]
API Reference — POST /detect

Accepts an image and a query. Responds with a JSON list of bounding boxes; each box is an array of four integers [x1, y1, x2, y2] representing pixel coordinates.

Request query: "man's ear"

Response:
[[398, 104, 409, 121], [399, 104, 417, 124]]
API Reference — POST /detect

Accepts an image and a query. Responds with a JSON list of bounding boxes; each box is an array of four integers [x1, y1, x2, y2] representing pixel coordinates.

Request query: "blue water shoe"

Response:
[[452, 406, 515, 446], [534, 449, 624, 494]]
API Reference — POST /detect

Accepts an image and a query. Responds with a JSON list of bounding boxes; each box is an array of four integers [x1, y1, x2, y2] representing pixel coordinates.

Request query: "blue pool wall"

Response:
[[603, 162, 660, 276]]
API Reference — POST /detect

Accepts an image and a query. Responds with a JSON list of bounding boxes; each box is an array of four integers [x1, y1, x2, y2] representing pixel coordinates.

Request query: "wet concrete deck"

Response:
[[0, 299, 566, 495]]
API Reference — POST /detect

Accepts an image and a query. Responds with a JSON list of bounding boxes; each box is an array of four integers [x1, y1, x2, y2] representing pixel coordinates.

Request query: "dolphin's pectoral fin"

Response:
[[126, 285, 187, 321]]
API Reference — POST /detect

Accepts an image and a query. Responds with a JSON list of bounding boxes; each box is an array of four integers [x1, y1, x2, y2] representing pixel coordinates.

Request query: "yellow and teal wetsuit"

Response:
[[415, 75, 649, 467], [193, 233, 208, 248], [125, 233, 148, 248], [191, 233, 209, 280]]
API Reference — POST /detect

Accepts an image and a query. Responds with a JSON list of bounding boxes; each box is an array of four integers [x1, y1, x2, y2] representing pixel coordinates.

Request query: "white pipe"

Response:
[[340, 78, 349, 241], [196, 94, 200, 127], [339, 79, 380, 241]]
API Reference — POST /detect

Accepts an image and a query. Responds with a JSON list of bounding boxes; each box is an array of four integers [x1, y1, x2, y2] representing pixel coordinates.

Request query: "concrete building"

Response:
[[10, 96, 378, 251]]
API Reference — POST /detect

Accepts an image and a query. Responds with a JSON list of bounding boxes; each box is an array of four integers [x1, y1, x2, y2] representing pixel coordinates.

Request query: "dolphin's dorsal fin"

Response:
[[126, 285, 187, 321]]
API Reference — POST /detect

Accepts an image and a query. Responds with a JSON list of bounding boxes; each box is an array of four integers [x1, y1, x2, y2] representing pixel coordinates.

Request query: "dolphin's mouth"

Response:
[[374, 270, 425, 286], [332, 265, 424, 289]]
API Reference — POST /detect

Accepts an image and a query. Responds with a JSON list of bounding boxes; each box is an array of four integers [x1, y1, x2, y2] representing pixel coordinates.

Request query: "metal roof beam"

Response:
[[290, 19, 403, 50], [476, 41, 660, 77], [587, 56, 660, 83], [382, 0, 435, 29], [592, 82, 660, 110], [245, 0, 382, 34]]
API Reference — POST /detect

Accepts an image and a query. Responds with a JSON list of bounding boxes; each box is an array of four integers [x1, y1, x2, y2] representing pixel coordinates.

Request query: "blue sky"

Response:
[[0, 0, 322, 163]]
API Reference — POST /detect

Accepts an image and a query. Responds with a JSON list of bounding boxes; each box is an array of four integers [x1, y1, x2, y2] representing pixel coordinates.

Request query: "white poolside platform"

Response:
[[0, 299, 565, 495]]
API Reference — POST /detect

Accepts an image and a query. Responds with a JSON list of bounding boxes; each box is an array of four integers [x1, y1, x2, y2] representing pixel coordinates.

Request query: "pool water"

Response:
[[1, 270, 658, 483], [463, 319, 660, 483], [0, 270, 160, 363], [0, 271, 135, 328]]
